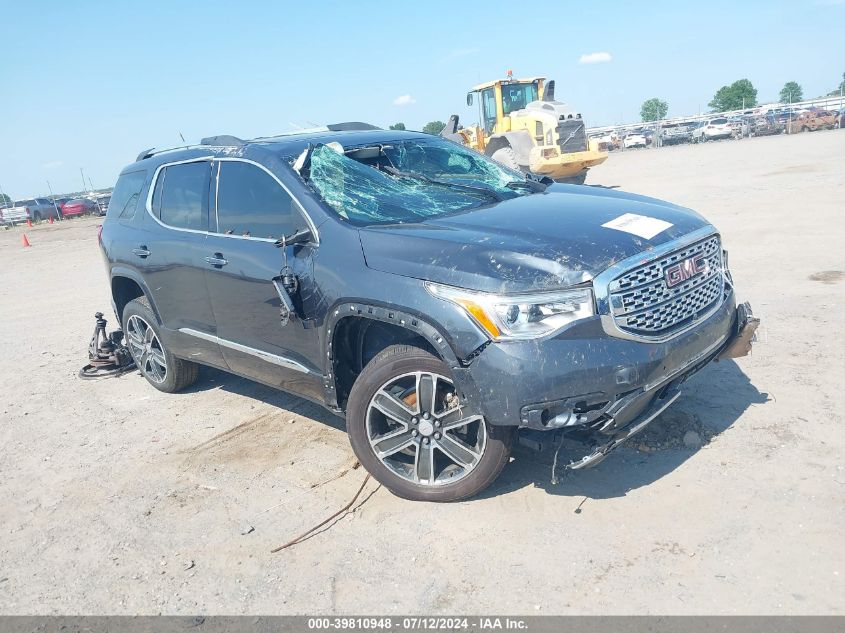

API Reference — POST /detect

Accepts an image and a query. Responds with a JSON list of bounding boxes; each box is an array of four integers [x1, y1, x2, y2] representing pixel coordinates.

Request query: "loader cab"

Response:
[[467, 77, 546, 138]]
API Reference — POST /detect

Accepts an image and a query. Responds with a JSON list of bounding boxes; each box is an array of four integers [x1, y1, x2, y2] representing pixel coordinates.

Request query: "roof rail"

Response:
[[326, 122, 382, 131], [135, 147, 156, 162], [200, 135, 245, 146]]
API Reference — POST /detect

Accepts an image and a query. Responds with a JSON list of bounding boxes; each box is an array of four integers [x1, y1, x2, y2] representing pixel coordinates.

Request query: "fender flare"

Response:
[[109, 266, 162, 324], [322, 300, 480, 410]]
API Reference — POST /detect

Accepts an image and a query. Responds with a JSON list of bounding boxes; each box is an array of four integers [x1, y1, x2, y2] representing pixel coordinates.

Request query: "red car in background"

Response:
[[61, 198, 99, 217]]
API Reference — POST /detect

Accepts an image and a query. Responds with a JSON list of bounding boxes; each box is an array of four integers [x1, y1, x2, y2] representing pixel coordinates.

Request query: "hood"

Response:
[[358, 184, 713, 293]]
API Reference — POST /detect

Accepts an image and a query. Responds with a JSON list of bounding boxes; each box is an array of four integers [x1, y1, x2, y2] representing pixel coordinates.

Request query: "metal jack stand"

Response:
[[78, 312, 136, 379]]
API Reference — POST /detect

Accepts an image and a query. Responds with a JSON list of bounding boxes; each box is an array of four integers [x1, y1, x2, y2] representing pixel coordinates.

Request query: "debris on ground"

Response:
[[633, 408, 715, 452]]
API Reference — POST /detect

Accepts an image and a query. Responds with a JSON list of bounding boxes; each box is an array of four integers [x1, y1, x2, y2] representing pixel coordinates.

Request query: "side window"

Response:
[[158, 161, 209, 230], [107, 170, 147, 220], [214, 161, 298, 239]]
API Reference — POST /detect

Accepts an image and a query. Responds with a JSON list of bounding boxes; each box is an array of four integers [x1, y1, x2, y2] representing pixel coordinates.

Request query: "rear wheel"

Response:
[[122, 297, 198, 393], [346, 345, 514, 502]]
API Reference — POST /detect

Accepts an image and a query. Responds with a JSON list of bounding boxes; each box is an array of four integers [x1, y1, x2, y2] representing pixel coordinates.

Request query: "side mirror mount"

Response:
[[275, 227, 313, 248], [466, 93, 474, 107]]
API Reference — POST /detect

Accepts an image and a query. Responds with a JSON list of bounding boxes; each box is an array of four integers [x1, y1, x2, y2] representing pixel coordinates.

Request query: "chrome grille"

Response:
[[609, 235, 724, 338]]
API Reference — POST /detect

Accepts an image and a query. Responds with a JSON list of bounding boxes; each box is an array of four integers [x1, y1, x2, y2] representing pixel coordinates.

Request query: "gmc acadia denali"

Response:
[[100, 126, 757, 501]]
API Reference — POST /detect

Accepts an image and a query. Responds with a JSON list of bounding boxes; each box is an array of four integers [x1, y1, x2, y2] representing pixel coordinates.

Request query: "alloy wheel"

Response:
[[125, 315, 168, 384], [365, 371, 487, 486]]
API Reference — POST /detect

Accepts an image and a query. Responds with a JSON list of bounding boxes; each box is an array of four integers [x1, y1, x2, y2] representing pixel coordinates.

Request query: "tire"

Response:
[[346, 344, 514, 502], [489, 146, 521, 172], [556, 171, 588, 185], [122, 296, 198, 393], [33, 211, 42, 222]]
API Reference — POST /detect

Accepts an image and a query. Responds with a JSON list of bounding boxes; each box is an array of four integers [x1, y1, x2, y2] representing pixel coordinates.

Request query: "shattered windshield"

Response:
[[305, 137, 534, 226]]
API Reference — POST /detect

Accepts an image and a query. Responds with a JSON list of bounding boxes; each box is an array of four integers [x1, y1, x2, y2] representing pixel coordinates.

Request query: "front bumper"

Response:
[[528, 148, 608, 179], [455, 294, 757, 468], [455, 289, 752, 429]]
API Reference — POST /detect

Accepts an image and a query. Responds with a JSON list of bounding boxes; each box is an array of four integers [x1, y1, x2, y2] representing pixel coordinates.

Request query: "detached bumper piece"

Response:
[[717, 302, 759, 360], [566, 386, 682, 470]]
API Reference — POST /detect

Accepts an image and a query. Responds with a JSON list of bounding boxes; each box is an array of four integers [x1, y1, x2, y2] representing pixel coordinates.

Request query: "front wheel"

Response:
[[346, 345, 514, 502], [489, 146, 521, 172]]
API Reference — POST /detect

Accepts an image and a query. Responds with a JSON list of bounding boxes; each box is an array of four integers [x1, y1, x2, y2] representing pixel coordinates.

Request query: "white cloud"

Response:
[[441, 47, 480, 62], [578, 52, 612, 64], [393, 94, 416, 106], [43, 160, 63, 169]]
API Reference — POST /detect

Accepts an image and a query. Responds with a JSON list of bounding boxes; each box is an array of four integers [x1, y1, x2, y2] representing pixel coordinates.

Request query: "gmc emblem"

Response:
[[664, 253, 708, 287]]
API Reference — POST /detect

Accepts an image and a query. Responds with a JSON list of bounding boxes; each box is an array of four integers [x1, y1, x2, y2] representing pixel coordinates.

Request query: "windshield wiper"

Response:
[[383, 166, 504, 203]]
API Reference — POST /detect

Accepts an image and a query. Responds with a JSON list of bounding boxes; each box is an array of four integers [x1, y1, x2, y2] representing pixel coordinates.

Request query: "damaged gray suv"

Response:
[[100, 125, 757, 501]]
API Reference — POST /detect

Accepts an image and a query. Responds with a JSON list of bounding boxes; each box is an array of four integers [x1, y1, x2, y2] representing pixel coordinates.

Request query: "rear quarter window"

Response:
[[155, 161, 210, 231], [106, 170, 147, 220]]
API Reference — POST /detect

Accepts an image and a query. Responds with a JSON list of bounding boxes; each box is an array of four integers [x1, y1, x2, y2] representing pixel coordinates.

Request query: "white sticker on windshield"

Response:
[[602, 213, 673, 240]]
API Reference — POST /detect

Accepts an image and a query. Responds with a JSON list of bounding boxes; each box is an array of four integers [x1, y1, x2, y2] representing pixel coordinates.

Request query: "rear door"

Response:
[[203, 158, 323, 399], [136, 158, 224, 366]]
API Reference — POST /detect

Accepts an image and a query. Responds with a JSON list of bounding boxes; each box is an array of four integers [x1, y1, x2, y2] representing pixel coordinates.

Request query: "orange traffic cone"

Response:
[[26, 219, 32, 228], [22, 234, 31, 248], [49, 216, 54, 224]]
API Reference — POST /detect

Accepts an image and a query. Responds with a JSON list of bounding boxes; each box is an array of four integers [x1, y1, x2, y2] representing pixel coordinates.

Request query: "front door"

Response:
[[203, 159, 323, 400]]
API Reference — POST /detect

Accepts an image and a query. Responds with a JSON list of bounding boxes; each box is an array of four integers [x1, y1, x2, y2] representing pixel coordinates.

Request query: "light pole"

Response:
[[788, 89, 795, 132]]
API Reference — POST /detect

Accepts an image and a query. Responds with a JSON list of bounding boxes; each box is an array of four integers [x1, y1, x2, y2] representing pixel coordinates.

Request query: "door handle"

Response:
[[132, 246, 151, 258], [205, 253, 228, 267]]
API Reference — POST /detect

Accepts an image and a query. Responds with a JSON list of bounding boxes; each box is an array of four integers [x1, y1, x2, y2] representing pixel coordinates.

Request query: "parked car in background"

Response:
[[61, 198, 99, 217], [589, 134, 614, 152], [0, 203, 29, 225], [660, 122, 694, 145], [692, 117, 732, 142], [749, 115, 784, 137], [787, 110, 837, 133], [53, 197, 71, 213], [15, 198, 62, 222], [623, 131, 647, 149], [728, 117, 750, 138], [96, 196, 111, 215]]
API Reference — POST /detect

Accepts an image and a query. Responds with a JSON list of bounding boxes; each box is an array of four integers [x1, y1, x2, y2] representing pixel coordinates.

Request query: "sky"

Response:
[[1, 0, 843, 199]]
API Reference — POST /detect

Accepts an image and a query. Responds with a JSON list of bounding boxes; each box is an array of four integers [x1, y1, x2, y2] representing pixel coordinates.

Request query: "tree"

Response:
[[779, 81, 803, 104], [708, 79, 758, 112], [422, 120, 446, 135], [0, 193, 10, 205], [640, 98, 668, 122], [389, 122, 406, 130]]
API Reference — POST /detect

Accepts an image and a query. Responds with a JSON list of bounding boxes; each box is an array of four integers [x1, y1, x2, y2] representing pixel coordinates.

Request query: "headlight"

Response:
[[426, 282, 594, 340]]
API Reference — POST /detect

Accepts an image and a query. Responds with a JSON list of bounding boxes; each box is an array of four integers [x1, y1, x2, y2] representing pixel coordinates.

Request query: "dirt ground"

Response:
[[1, 130, 843, 615]]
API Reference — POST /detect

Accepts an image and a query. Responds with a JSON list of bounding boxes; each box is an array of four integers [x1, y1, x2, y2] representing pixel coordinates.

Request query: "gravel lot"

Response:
[[1, 130, 843, 615]]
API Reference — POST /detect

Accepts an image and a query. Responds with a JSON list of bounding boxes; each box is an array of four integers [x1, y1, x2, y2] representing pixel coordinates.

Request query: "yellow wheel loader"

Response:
[[442, 74, 607, 184]]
